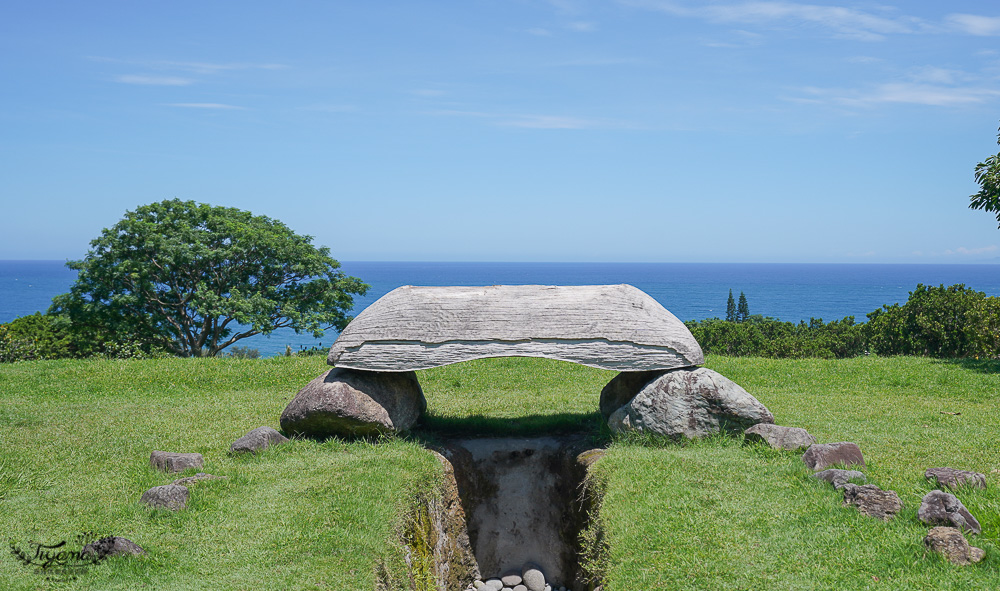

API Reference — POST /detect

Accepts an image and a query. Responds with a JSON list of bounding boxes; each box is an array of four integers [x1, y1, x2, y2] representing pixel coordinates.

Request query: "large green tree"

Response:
[[51, 199, 368, 357], [969, 124, 1000, 227]]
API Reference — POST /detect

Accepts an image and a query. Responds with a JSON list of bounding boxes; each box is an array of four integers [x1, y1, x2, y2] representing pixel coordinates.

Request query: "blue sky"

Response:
[[4, 1, 1000, 263]]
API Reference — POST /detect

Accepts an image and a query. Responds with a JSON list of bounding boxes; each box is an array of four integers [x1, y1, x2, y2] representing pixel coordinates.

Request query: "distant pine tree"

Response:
[[737, 291, 750, 322], [726, 289, 737, 322]]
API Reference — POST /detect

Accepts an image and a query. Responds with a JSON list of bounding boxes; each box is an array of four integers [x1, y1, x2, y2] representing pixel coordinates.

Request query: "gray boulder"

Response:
[[149, 451, 204, 473], [813, 469, 866, 489], [841, 483, 901, 521], [522, 563, 546, 591], [81, 536, 145, 558], [230, 426, 289, 454], [925, 467, 987, 490], [607, 367, 774, 439], [501, 572, 522, 587], [924, 526, 985, 565], [918, 490, 981, 534], [280, 368, 426, 438], [140, 484, 189, 511], [745, 423, 816, 450], [802, 442, 865, 472], [598, 370, 665, 419]]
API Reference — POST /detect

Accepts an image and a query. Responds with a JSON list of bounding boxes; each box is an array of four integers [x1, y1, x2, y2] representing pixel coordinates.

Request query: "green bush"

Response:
[[0, 313, 73, 361], [685, 315, 866, 359], [865, 283, 1000, 358], [0, 312, 166, 363]]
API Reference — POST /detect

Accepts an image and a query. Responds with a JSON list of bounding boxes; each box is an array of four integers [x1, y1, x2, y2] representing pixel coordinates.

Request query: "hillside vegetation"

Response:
[[0, 355, 996, 590]]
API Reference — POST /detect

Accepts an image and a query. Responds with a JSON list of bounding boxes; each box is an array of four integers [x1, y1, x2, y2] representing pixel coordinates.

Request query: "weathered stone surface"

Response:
[[918, 490, 981, 534], [802, 442, 865, 472], [522, 563, 546, 591], [230, 426, 289, 454], [924, 526, 985, 565], [598, 370, 665, 419], [842, 484, 902, 521], [149, 451, 203, 473], [607, 367, 774, 439], [81, 536, 145, 558], [925, 467, 987, 490], [280, 368, 426, 438], [328, 285, 704, 372], [744, 423, 817, 450], [140, 484, 188, 511], [171, 473, 225, 486], [813, 469, 866, 489], [483, 579, 503, 590]]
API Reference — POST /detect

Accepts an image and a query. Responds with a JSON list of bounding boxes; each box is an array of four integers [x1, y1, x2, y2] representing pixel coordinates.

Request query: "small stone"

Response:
[[171, 472, 225, 486], [474, 580, 486, 590], [484, 579, 504, 591], [918, 490, 981, 535], [522, 562, 546, 591], [802, 442, 865, 471], [745, 423, 817, 450], [813, 469, 866, 489], [501, 572, 522, 587], [140, 484, 189, 510], [842, 483, 901, 521], [514, 586, 527, 591], [80, 536, 145, 558], [230, 426, 289, 454], [925, 467, 987, 490], [149, 451, 204, 473], [924, 526, 986, 565]]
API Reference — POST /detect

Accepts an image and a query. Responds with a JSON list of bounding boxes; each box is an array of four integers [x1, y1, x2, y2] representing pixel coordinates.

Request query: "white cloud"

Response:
[[793, 82, 1000, 107], [115, 75, 194, 86], [427, 109, 615, 129], [702, 29, 764, 48], [165, 103, 246, 110], [946, 13, 1000, 36], [302, 104, 357, 113], [500, 115, 595, 129], [944, 245, 999, 256], [567, 21, 597, 32], [846, 55, 884, 64], [905, 66, 970, 85], [526, 27, 553, 36], [620, 0, 927, 41]]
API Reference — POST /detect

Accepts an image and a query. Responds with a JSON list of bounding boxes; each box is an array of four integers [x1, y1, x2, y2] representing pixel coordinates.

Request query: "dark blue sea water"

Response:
[[2, 260, 998, 357]]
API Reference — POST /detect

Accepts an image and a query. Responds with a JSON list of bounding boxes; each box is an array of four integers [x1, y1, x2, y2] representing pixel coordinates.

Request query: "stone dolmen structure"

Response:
[[281, 284, 774, 439]]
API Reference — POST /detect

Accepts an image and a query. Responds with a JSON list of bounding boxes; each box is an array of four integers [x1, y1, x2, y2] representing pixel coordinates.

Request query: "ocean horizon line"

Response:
[[3, 259, 999, 266]]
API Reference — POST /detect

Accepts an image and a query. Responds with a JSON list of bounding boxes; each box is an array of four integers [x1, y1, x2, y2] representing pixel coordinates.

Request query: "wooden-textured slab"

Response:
[[328, 285, 704, 372]]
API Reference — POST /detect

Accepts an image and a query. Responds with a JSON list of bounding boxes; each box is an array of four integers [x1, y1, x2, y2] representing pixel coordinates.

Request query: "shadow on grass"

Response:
[[415, 410, 608, 440], [936, 358, 1000, 374]]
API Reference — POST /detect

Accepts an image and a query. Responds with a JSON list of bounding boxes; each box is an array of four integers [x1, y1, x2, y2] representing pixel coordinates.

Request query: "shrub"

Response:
[[226, 346, 261, 359], [865, 284, 1000, 358]]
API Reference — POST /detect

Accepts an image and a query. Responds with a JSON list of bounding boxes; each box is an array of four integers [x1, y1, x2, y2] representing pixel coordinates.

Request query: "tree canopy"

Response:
[[51, 199, 368, 357], [969, 124, 1000, 227]]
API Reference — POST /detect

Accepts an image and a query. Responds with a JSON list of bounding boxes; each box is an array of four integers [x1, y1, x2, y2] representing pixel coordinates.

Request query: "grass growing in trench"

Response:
[[0, 354, 997, 590]]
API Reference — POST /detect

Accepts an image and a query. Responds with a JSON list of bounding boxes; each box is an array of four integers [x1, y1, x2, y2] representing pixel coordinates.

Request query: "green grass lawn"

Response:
[[0, 355, 997, 590]]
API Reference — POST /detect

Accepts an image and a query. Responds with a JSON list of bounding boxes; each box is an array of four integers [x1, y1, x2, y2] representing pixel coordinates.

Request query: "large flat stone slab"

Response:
[[327, 285, 704, 372]]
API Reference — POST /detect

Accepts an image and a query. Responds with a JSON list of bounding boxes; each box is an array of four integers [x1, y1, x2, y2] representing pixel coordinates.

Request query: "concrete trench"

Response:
[[432, 435, 602, 591]]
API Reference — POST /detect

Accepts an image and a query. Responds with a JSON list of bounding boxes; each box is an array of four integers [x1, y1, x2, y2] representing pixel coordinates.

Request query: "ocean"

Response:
[[2, 260, 999, 357]]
